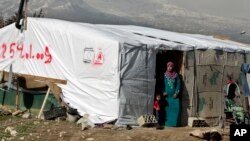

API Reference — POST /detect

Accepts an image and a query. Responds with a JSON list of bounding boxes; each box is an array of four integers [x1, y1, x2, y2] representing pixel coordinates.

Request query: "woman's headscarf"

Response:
[[165, 61, 177, 79]]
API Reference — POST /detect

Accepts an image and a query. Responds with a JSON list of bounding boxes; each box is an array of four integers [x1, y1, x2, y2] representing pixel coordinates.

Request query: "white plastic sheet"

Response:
[[0, 18, 120, 123], [1, 17, 250, 123]]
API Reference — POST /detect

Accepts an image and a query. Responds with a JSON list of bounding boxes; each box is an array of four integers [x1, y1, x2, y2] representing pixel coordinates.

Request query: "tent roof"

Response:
[[27, 18, 192, 49], [105, 25, 250, 53], [96, 25, 194, 50], [2, 17, 250, 52], [27, 18, 140, 46]]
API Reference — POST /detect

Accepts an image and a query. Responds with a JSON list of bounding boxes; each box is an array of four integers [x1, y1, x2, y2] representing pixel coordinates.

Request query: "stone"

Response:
[[22, 113, 31, 119], [4, 127, 17, 136], [59, 131, 66, 137], [103, 124, 113, 129], [12, 110, 22, 116], [33, 121, 40, 125], [126, 136, 132, 140], [66, 113, 77, 123], [86, 138, 94, 141], [76, 116, 94, 130]]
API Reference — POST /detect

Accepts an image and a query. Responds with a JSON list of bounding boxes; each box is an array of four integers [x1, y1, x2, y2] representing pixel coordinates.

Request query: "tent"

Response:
[[100, 25, 250, 125], [0, 17, 250, 125]]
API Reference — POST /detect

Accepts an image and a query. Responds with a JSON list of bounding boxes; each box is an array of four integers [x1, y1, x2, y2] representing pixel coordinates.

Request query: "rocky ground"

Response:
[[0, 116, 230, 141]]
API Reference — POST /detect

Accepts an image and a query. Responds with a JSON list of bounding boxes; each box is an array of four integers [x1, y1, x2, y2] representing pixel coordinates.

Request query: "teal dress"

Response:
[[164, 73, 181, 127]]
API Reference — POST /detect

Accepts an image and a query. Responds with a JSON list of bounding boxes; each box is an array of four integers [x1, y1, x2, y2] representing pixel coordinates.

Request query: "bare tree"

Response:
[[38, 8, 44, 17], [4, 13, 18, 26], [32, 8, 44, 18], [0, 8, 44, 28], [0, 14, 4, 28]]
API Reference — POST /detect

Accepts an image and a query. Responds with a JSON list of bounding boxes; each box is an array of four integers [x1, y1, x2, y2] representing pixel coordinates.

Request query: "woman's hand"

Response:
[[173, 93, 177, 99], [163, 92, 167, 96]]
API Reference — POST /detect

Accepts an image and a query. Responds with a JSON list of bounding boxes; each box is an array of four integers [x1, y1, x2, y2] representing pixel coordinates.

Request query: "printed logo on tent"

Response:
[[83, 48, 94, 63], [0, 42, 52, 64], [94, 49, 104, 64]]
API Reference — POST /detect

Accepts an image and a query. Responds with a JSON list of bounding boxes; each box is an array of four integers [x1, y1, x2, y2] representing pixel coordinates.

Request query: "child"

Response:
[[154, 94, 161, 125]]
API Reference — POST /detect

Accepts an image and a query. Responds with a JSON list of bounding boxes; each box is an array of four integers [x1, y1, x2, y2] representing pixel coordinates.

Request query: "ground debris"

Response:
[[22, 113, 31, 119], [0, 106, 12, 115], [86, 137, 94, 141], [12, 110, 27, 116], [59, 131, 66, 137], [4, 126, 17, 137], [189, 128, 222, 140], [102, 124, 114, 129], [0, 115, 230, 141], [76, 114, 94, 130]]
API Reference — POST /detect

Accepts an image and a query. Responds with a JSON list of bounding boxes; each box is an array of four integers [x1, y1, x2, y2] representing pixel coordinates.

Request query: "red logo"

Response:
[[94, 49, 104, 64]]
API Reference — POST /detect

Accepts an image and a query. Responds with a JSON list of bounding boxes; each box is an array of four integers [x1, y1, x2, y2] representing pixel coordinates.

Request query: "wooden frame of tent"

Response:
[[1, 71, 67, 118]]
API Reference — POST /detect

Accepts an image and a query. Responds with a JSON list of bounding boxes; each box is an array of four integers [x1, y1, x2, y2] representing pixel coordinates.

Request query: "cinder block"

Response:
[[188, 117, 207, 127], [137, 115, 157, 127]]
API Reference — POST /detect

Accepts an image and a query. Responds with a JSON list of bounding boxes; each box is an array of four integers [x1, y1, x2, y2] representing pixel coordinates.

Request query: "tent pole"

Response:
[[24, 0, 28, 30], [15, 0, 25, 29], [38, 88, 51, 119], [15, 78, 20, 111], [219, 52, 226, 128], [145, 45, 149, 114], [7, 64, 13, 90], [193, 48, 198, 117]]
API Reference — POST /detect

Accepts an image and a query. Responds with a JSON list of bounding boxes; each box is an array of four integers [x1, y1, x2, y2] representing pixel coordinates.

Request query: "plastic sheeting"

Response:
[[107, 25, 250, 53], [118, 44, 156, 121], [197, 92, 222, 118], [0, 18, 121, 123], [1, 17, 250, 124]]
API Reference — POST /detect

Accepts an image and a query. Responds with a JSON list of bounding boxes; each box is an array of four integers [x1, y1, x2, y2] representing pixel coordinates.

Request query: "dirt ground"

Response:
[[0, 115, 230, 141]]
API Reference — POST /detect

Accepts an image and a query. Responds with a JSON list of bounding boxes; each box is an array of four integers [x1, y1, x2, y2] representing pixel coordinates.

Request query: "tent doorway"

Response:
[[154, 50, 183, 125], [154, 50, 183, 94]]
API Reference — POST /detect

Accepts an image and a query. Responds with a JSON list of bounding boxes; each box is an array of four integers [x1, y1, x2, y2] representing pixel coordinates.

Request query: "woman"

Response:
[[163, 61, 181, 127]]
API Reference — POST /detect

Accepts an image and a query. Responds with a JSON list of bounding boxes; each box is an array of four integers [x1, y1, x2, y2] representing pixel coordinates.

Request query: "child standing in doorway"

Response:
[[154, 94, 162, 128]]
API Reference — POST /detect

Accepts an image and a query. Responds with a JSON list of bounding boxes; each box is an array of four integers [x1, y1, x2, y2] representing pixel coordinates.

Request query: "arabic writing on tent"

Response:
[[0, 42, 52, 64]]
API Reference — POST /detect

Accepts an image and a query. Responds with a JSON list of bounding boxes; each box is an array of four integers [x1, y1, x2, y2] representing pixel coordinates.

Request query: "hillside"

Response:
[[1, 0, 250, 44]]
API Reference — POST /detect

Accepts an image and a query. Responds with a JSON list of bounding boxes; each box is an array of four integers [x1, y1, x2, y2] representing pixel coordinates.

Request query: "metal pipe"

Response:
[[15, 0, 26, 29]]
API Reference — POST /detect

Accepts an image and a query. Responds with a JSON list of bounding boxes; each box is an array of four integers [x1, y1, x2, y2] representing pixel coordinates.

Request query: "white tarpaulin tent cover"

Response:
[[103, 25, 250, 52], [0, 17, 250, 123]]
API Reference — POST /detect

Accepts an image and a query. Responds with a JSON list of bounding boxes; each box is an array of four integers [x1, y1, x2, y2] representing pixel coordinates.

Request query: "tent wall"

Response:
[[0, 19, 122, 123], [181, 51, 195, 126], [194, 49, 246, 125], [118, 44, 156, 122], [246, 53, 250, 63]]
